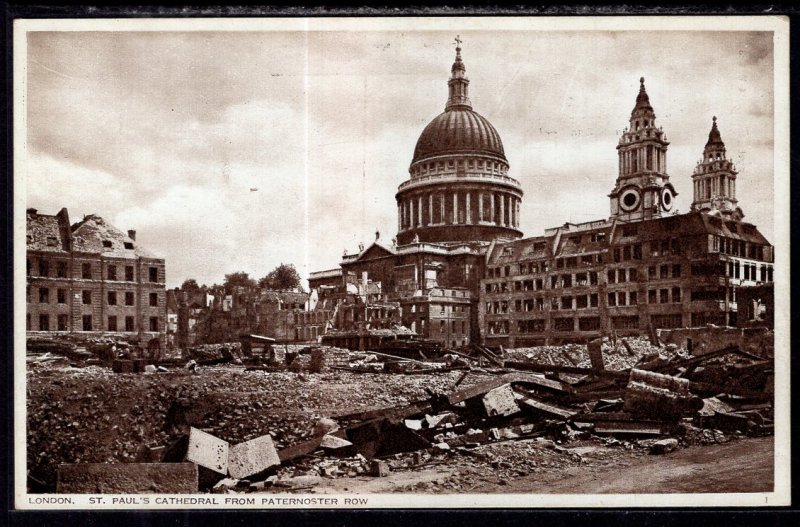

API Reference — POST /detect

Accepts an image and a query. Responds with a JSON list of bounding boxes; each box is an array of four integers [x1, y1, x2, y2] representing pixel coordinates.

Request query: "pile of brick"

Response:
[[309, 347, 351, 373]]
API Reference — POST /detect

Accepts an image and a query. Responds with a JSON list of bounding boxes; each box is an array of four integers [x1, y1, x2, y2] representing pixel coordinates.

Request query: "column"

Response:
[[466, 192, 471, 224], [397, 204, 401, 231], [499, 194, 505, 226], [439, 193, 445, 224], [517, 200, 521, 227], [409, 200, 414, 227], [478, 192, 483, 222], [428, 193, 433, 225], [453, 193, 458, 224], [489, 193, 495, 224], [417, 196, 422, 226]]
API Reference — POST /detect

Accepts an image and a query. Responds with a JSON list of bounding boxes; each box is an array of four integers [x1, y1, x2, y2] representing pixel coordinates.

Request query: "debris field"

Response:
[[26, 333, 774, 494]]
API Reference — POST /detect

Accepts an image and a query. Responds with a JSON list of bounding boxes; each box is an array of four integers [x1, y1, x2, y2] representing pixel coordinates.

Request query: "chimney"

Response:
[[128, 229, 136, 241]]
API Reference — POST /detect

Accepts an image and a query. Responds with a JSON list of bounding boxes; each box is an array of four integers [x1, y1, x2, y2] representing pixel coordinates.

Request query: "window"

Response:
[[108, 316, 118, 332], [39, 259, 49, 277], [579, 317, 601, 331], [39, 314, 49, 331], [629, 268, 638, 281], [27, 313, 31, 330], [672, 264, 681, 278], [607, 292, 616, 307], [660, 289, 669, 303], [82, 290, 92, 304], [39, 287, 49, 303], [124, 242, 134, 250], [648, 266, 657, 279], [57, 289, 66, 304], [149, 267, 158, 282], [629, 292, 638, 305], [618, 292, 627, 306], [125, 316, 135, 332], [633, 244, 642, 260], [107, 291, 117, 306], [125, 291, 135, 306], [553, 318, 573, 332], [672, 287, 681, 303], [57, 261, 67, 278], [82, 315, 92, 331], [149, 292, 158, 307], [125, 266, 134, 281], [590, 293, 598, 307], [102, 240, 113, 248], [46, 236, 58, 247], [108, 265, 117, 281], [82, 263, 92, 279], [57, 314, 68, 331], [648, 289, 657, 304], [660, 265, 669, 279]]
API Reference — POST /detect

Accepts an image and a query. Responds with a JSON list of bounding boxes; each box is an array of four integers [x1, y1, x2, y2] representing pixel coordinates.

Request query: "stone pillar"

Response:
[[409, 200, 414, 227], [417, 196, 422, 226], [440, 193, 445, 224], [397, 204, 401, 231], [453, 192, 458, 224], [499, 194, 505, 226], [466, 192, 471, 224], [478, 192, 483, 222], [428, 194, 433, 225], [490, 193, 495, 224]]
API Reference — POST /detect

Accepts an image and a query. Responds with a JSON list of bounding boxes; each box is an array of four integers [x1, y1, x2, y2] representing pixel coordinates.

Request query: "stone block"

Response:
[[228, 434, 280, 479], [650, 438, 679, 455], [481, 384, 520, 417], [57, 463, 197, 493], [186, 427, 228, 475]]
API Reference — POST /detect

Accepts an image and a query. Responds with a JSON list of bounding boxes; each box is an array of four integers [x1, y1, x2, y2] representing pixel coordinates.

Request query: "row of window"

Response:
[[486, 313, 688, 335], [30, 287, 160, 307], [27, 259, 161, 282], [710, 235, 768, 261], [485, 287, 683, 314], [486, 265, 682, 294], [28, 313, 160, 332]]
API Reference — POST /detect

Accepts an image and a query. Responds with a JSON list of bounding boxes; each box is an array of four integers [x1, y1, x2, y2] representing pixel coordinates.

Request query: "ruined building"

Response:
[[307, 45, 773, 348], [26, 208, 166, 345], [480, 83, 774, 346]]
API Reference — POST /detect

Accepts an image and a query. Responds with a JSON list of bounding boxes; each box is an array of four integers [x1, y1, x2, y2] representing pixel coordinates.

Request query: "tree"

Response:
[[223, 271, 257, 293], [180, 278, 202, 296], [259, 263, 304, 292]]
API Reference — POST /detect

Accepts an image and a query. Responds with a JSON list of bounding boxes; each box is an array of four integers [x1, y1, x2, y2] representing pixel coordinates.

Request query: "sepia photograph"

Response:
[[14, 15, 790, 509]]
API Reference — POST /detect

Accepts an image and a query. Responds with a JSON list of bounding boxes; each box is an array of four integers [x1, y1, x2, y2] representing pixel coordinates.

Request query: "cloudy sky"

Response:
[[21, 19, 779, 288]]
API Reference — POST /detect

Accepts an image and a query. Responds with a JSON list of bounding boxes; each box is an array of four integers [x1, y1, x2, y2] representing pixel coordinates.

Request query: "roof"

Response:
[[27, 209, 69, 253], [486, 211, 771, 265], [412, 109, 506, 165], [71, 214, 159, 258]]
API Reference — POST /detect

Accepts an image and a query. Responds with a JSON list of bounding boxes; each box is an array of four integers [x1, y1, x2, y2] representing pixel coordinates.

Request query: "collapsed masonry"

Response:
[[50, 329, 773, 494]]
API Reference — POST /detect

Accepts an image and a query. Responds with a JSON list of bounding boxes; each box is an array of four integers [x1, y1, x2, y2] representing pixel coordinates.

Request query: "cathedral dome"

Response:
[[412, 109, 507, 164]]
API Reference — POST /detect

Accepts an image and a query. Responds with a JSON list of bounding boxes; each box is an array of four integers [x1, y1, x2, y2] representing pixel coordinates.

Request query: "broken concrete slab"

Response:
[[228, 434, 280, 480], [513, 390, 576, 419], [57, 463, 198, 494], [320, 434, 354, 450], [480, 384, 521, 417], [277, 436, 324, 463], [186, 427, 229, 475]]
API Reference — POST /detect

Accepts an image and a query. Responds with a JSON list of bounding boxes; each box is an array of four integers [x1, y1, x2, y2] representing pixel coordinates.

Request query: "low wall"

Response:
[[658, 326, 773, 358]]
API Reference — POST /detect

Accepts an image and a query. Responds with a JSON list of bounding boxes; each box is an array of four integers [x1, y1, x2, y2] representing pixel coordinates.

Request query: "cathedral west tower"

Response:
[[609, 77, 677, 222]]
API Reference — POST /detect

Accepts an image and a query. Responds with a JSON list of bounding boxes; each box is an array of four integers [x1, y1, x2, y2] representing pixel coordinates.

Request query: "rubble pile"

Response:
[[183, 343, 245, 364], [28, 332, 773, 494]]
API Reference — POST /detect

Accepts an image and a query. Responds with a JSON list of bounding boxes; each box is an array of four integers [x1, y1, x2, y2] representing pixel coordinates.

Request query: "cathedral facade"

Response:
[[309, 43, 773, 348]]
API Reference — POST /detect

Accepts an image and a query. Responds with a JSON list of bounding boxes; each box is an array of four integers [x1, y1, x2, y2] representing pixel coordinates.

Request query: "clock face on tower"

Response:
[[619, 187, 641, 212], [661, 187, 674, 211]]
